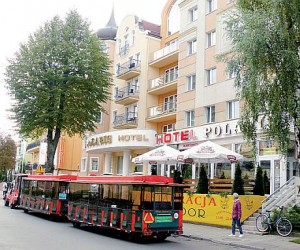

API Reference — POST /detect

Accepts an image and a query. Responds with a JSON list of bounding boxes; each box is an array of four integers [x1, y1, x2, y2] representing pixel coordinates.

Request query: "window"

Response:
[[227, 100, 240, 119], [207, 0, 217, 13], [206, 105, 215, 123], [206, 67, 216, 85], [164, 95, 177, 112], [117, 156, 123, 175], [95, 112, 102, 124], [207, 30, 216, 47], [189, 6, 198, 22], [188, 39, 197, 55], [81, 158, 87, 172], [90, 157, 99, 171], [163, 124, 175, 133], [186, 74, 196, 91], [186, 110, 195, 127], [165, 66, 178, 83], [112, 110, 117, 123]]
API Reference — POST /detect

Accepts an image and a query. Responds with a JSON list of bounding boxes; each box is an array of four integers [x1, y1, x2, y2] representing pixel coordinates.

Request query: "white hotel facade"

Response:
[[81, 0, 300, 195]]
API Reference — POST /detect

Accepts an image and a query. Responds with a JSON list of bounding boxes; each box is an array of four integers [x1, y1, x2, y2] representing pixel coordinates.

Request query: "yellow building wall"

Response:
[[183, 194, 265, 227], [57, 135, 82, 173]]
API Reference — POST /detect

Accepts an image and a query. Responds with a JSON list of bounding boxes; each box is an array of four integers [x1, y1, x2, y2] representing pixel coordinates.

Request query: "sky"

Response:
[[0, 0, 166, 138]]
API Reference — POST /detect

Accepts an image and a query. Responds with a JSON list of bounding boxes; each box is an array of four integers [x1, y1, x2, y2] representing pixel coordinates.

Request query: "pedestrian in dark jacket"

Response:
[[229, 192, 244, 237]]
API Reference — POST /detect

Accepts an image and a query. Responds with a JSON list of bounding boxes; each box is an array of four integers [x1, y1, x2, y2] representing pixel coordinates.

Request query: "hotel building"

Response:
[[24, 0, 296, 195]]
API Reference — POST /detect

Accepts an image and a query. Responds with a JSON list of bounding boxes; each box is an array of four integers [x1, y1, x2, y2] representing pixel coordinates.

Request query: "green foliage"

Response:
[[218, 0, 300, 159], [0, 134, 16, 173], [173, 169, 183, 184], [5, 10, 111, 172], [232, 163, 244, 195], [253, 166, 264, 195], [196, 166, 209, 194], [286, 206, 300, 229], [182, 164, 192, 179]]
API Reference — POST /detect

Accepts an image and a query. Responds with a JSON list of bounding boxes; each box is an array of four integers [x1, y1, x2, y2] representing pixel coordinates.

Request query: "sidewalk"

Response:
[[182, 222, 299, 250]]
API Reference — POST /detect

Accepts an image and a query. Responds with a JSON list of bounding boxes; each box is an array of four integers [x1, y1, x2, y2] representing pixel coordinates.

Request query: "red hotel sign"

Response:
[[156, 129, 197, 145]]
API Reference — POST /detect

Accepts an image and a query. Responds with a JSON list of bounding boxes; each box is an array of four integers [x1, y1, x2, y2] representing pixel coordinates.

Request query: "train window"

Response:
[[154, 186, 172, 211], [174, 187, 183, 210], [132, 186, 142, 209], [22, 180, 30, 195]]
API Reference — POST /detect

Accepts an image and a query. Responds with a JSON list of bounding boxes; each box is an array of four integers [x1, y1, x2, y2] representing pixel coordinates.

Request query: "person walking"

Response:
[[2, 181, 8, 199], [229, 192, 244, 237]]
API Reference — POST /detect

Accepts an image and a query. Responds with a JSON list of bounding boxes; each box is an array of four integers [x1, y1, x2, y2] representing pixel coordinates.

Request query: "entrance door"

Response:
[[259, 158, 280, 194]]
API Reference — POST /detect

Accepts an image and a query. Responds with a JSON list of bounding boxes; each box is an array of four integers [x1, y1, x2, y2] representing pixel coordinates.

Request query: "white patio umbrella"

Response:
[[132, 145, 180, 164], [175, 140, 244, 163]]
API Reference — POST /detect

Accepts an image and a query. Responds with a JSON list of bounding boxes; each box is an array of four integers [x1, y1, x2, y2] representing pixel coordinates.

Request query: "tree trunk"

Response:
[[46, 128, 61, 173]]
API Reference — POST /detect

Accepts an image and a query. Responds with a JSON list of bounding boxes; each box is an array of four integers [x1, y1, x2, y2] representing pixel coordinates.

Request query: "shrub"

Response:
[[196, 166, 209, 194], [253, 166, 264, 195], [232, 163, 244, 195]]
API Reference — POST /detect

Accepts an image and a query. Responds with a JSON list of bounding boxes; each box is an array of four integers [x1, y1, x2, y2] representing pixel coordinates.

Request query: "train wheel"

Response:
[[72, 222, 81, 228], [157, 233, 168, 241]]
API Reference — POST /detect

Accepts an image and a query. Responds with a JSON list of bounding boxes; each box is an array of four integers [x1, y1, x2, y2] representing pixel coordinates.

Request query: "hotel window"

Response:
[[189, 6, 198, 22], [117, 156, 123, 175], [112, 110, 117, 123], [207, 30, 216, 48], [186, 110, 195, 127], [186, 74, 196, 91], [206, 67, 217, 85], [95, 112, 102, 124], [90, 157, 99, 171], [227, 100, 240, 119], [163, 124, 175, 133], [207, 0, 217, 13], [81, 158, 87, 172], [164, 95, 177, 112], [188, 39, 197, 55], [165, 66, 178, 83], [206, 105, 215, 123]]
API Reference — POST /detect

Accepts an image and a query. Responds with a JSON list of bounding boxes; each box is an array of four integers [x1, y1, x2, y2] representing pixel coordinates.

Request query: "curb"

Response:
[[180, 234, 265, 250]]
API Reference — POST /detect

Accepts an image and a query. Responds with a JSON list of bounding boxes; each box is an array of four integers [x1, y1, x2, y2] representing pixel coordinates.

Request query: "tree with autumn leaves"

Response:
[[0, 133, 16, 181]]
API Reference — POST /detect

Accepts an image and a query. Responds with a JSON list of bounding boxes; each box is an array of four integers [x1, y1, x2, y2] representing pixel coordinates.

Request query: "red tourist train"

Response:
[[67, 175, 186, 240], [5, 173, 187, 241], [18, 174, 76, 216]]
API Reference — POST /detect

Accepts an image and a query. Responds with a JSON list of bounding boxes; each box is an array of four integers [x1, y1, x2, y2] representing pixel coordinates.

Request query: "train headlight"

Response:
[[173, 213, 179, 219]]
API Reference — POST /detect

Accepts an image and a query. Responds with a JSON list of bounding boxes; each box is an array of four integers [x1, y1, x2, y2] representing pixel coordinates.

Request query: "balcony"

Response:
[[113, 112, 138, 129], [148, 73, 178, 95], [147, 102, 177, 122], [116, 59, 141, 80], [114, 85, 139, 105], [149, 40, 179, 68]]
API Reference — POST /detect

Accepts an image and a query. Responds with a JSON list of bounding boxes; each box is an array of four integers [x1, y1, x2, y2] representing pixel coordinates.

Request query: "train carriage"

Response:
[[19, 174, 76, 216], [67, 175, 187, 241], [8, 174, 28, 208]]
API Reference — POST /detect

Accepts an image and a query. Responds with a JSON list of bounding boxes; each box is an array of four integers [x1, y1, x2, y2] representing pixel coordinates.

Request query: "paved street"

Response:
[[0, 202, 244, 250]]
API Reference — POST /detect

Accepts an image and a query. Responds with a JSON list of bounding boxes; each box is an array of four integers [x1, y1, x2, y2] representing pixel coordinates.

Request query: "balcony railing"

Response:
[[116, 59, 141, 78], [114, 85, 139, 102], [148, 102, 177, 118], [152, 40, 178, 61], [113, 112, 138, 127], [148, 71, 178, 91]]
